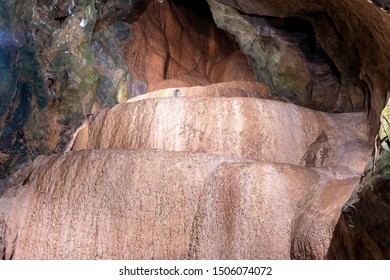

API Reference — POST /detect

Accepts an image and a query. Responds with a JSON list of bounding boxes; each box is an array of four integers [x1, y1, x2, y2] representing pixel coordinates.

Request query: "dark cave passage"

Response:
[[172, 0, 214, 19], [125, 0, 351, 115]]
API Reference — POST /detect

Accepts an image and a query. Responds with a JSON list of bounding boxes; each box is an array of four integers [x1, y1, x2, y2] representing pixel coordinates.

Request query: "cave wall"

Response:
[[2, 0, 389, 178], [0, 0, 103, 179], [208, 0, 390, 260], [0, 0, 255, 179], [327, 100, 390, 259], [209, 0, 390, 133], [1, 0, 390, 259]]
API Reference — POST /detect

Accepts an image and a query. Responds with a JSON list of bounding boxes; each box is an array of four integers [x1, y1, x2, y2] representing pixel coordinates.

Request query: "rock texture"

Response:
[[70, 94, 371, 173], [207, 0, 343, 112], [327, 100, 390, 259], [0, 0, 253, 178], [1, 0, 390, 260], [209, 0, 390, 132], [190, 163, 361, 259], [0, 0, 101, 179], [2, 0, 390, 178], [123, 0, 255, 95], [127, 81, 270, 103], [0, 149, 239, 259], [0, 80, 372, 259]]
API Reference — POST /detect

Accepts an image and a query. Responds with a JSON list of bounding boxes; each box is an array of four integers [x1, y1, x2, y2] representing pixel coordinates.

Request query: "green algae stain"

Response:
[[0, 47, 49, 178], [379, 100, 390, 151]]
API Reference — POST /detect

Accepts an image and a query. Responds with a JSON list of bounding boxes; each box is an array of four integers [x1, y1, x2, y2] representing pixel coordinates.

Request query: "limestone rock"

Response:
[[1, 0, 389, 260], [327, 101, 390, 259], [0, 0, 255, 178], [0, 149, 238, 259], [124, 0, 255, 96], [126, 81, 270, 103], [190, 163, 360, 259], [70, 95, 371, 172], [0, 81, 373, 259], [190, 162, 317, 259], [91, 0, 138, 107], [290, 169, 361, 259], [211, 0, 390, 132], [0, 0, 99, 179], [0, 150, 363, 260], [207, 0, 342, 112]]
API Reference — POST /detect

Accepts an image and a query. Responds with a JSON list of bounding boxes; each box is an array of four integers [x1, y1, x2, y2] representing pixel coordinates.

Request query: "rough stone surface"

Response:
[[190, 163, 360, 259], [0, 150, 364, 260], [123, 0, 255, 96], [0, 0, 100, 178], [207, 0, 343, 112], [126, 81, 270, 103], [211, 0, 390, 132], [70, 95, 371, 172], [0, 0, 253, 178], [2, 0, 390, 178], [327, 100, 390, 259], [0, 149, 238, 259], [91, 0, 142, 108], [1, 0, 390, 260]]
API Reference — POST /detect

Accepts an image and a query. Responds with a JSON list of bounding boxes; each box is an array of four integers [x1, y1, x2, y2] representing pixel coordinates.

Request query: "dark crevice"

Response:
[[163, 43, 171, 80], [54, 16, 69, 24], [257, 16, 336, 66], [172, 0, 213, 20], [265, 16, 314, 34], [306, 12, 344, 42], [373, 0, 390, 10], [362, 80, 372, 115]]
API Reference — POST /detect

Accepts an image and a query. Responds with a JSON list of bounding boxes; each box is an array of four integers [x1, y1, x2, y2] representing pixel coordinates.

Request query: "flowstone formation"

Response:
[[0, 83, 372, 259], [0, 0, 390, 259]]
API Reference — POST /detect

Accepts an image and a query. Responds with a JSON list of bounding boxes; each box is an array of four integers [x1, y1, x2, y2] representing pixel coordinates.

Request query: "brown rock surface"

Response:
[[70, 95, 371, 172], [126, 81, 270, 103], [290, 169, 361, 259], [2, 0, 389, 260], [0, 0, 255, 179], [0, 150, 364, 260], [190, 163, 360, 259], [125, 0, 255, 96], [0, 80, 373, 259], [0, 149, 238, 259], [326, 102, 390, 259]]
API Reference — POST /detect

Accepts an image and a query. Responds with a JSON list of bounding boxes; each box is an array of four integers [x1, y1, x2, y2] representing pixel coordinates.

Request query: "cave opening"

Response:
[[171, 0, 214, 20], [125, 0, 256, 94], [125, 0, 353, 113]]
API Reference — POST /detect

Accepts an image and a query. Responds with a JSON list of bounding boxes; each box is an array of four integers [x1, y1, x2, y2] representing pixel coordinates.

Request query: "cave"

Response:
[[122, 0, 352, 114], [0, 0, 390, 260]]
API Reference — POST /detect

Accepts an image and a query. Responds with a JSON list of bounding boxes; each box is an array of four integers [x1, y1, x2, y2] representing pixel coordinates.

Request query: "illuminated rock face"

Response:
[[1, 0, 390, 259], [0, 81, 372, 259], [0, 0, 253, 179], [70, 95, 371, 173]]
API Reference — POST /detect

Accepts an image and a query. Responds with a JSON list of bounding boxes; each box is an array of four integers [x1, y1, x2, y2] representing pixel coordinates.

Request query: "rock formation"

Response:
[[1, 0, 390, 259], [0, 81, 372, 259]]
